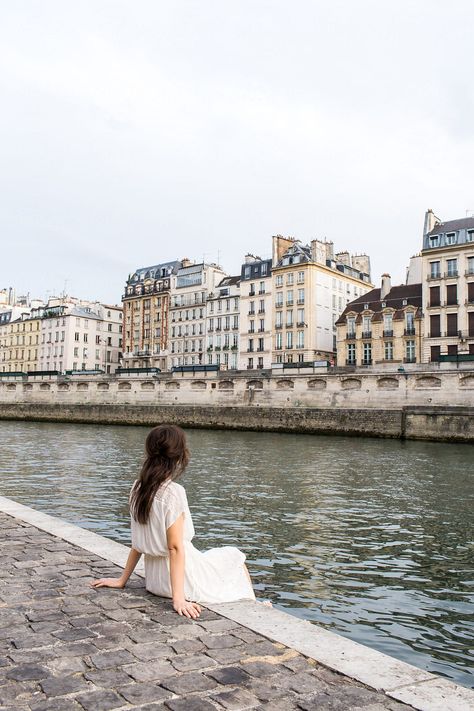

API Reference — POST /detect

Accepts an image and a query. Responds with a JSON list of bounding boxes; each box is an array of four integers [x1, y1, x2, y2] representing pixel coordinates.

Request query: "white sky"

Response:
[[1, 1, 473, 304]]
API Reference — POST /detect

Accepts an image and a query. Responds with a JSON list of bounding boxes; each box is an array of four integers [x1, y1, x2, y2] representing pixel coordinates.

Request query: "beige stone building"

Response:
[[206, 276, 240, 370], [335, 276, 422, 367], [238, 256, 273, 370], [169, 261, 227, 369], [271, 236, 373, 364], [0, 307, 42, 373], [421, 210, 474, 362], [122, 261, 182, 370]]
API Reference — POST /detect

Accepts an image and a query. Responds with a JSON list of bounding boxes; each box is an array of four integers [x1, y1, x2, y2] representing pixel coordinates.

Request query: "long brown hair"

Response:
[[130, 424, 189, 524]]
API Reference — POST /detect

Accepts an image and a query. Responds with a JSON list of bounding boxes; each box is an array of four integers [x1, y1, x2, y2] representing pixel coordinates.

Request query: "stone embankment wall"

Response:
[[0, 368, 473, 441]]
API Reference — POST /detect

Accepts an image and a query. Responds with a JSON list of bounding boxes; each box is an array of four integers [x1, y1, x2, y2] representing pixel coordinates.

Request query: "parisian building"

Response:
[[38, 302, 123, 373], [335, 275, 422, 367], [122, 261, 182, 370], [0, 307, 42, 373], [238, 256, 273, 370], [271, 236, 373, 364], [421, 210, 474, 362], [205, 276, 240, 370], [169, 261, 228, 368]]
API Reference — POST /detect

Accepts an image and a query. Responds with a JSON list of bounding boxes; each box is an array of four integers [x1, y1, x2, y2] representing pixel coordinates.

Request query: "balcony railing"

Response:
[[445, 270, 458, 278], [404, 357, 416, 363], [362, 359, 372, 366], [275, 324, 283, 329], [346, 359, 356, 366], [362, 331, 372, 339], [383, 329, 393, 337], [445, 331, 459, 337], [428, 332, 441, 338], [465, 269, 474, 276], [248, 311, 255, 316], [404, 327, 416, 336], [248, 329, 255, 333], [296, 322, 305, 327], [346, 331, 356, 340]]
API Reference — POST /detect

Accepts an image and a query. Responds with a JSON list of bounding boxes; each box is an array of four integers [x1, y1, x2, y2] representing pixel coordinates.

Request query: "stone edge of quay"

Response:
[[0, 494, 472, 711]]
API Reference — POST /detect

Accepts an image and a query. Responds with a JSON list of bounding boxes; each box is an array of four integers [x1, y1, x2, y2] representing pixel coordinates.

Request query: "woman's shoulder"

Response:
[[155, 480, 187, 502]]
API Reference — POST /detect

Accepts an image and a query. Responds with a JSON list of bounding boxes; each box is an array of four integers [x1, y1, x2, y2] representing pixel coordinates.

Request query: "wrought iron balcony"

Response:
[[346, 331, 356, 340], [362, 331, 372, 339], [445, 270, 458, 278], [383, 329, 393, 337], [404, 328, 416, 336]]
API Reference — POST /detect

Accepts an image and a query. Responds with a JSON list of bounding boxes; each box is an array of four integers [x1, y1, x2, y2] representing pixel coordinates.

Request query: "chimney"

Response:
[[352, 254, 371, 280], [272, 235, 294, 266], [181, 257, 192, 268], [310, 239, 326, 265], [244, 254, 255, 264], [381, 273, 391, 300], [336, 251, 351, 266], [423, 208, 441, 236]]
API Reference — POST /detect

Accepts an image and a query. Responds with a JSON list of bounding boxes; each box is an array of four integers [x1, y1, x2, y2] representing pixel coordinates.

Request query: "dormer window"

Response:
[[364, 303, 369, 309], [446, 232, 456, 245], [467, 230, 474, 243], [429, 235, 439, 247], [381, 301, 386, 308], [402, 299, 408, 306]]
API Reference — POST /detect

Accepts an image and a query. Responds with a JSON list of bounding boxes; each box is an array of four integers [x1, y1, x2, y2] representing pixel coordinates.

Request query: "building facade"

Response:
[[271, 236, 373, 364], [335, 276, 422, 367], [238, 256, 273, 370], [122, 261, 182, 370], [0, 307, 42, 373], [206, 276, 240, 370], [421, 210, 474, 362], [38, 302, 122, 373], [169, 262, 227, 368]]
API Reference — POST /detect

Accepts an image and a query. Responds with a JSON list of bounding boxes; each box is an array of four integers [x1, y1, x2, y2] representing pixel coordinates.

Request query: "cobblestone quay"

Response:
[[0, 512, 415, 711]]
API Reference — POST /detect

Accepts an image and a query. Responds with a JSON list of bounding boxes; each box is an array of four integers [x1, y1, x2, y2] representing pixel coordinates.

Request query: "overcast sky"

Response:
[[1, 1, 473, 304]]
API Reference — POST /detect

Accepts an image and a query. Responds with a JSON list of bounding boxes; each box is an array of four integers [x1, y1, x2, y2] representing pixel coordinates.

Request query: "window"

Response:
[[73, 347, 79, 357], [83, 333, 88, 343], [275, 332, 282, 349], [275, 312, 283, 328], [406, 340, 416, 362], [406, 311, 415, 334], [430, 261, 441, 278], [287, 273, 294, 285], [286, 290, 294, 306], [108, 323, 112, 332], [259, 299, 265, 313], [259, 281, 265, 294], [384, 341, 393, 360], [429, 286, 440, 307], [297, 271, 304, 284], [467, 230, 474, 243], [363, 342, 372, 365], [383, 313, 393, 335], [446, 232, 456, 245], [467, 256, 474, 275], [286, 310, 293, 327], [430, 314, 441, 337], [347, 343, 356, 365], [248, 338, 254, 352], [275, 275, 283, 287], [362, 316, 371, 337], [297, 331, 304, 348], [247, 357, 253, 369], [244, 266, 251, 278], [261, 263, 268, 276], [286, 331, 293, 349], [297, 289, 305, 305], [446, 258, 458, 277], [275, 293, 283, 308], [429, 235, 439, 247], [74, 332, 80, 342], [257, 338, 264, 351], [446, 313, 458, 337], [297, 309, 305, 326], [446, 284, 457, 305]]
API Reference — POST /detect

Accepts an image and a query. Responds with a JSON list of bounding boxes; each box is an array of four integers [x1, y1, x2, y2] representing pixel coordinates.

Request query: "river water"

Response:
[[1, 420, 473, 688]]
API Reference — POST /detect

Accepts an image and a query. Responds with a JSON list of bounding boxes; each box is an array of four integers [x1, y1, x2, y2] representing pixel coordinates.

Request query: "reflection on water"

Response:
[[1, 420, 473, 688]]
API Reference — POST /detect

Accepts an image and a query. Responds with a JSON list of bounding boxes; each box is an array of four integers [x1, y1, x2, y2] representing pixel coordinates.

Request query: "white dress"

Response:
[[130, 480, 255, 604]]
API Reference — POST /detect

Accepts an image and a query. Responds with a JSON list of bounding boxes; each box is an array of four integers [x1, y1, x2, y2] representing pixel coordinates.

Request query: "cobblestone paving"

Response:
[[0, 512, 414, 711]]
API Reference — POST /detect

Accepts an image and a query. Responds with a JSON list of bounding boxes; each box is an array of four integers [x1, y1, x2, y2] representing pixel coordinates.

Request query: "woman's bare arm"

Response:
[[167, 513, 201, 618], [90, 547, 142, 589]]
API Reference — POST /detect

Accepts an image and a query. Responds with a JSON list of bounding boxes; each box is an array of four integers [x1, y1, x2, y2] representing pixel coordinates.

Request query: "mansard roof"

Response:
[[129, 260, 182, 283], [426, 215, 474, 236], [336, 283, 422, 325]]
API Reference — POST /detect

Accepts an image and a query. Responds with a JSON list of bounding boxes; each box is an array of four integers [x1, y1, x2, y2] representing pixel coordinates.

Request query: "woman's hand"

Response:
[[173, 598, 202, 619], [90, 577, 126, 589]]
